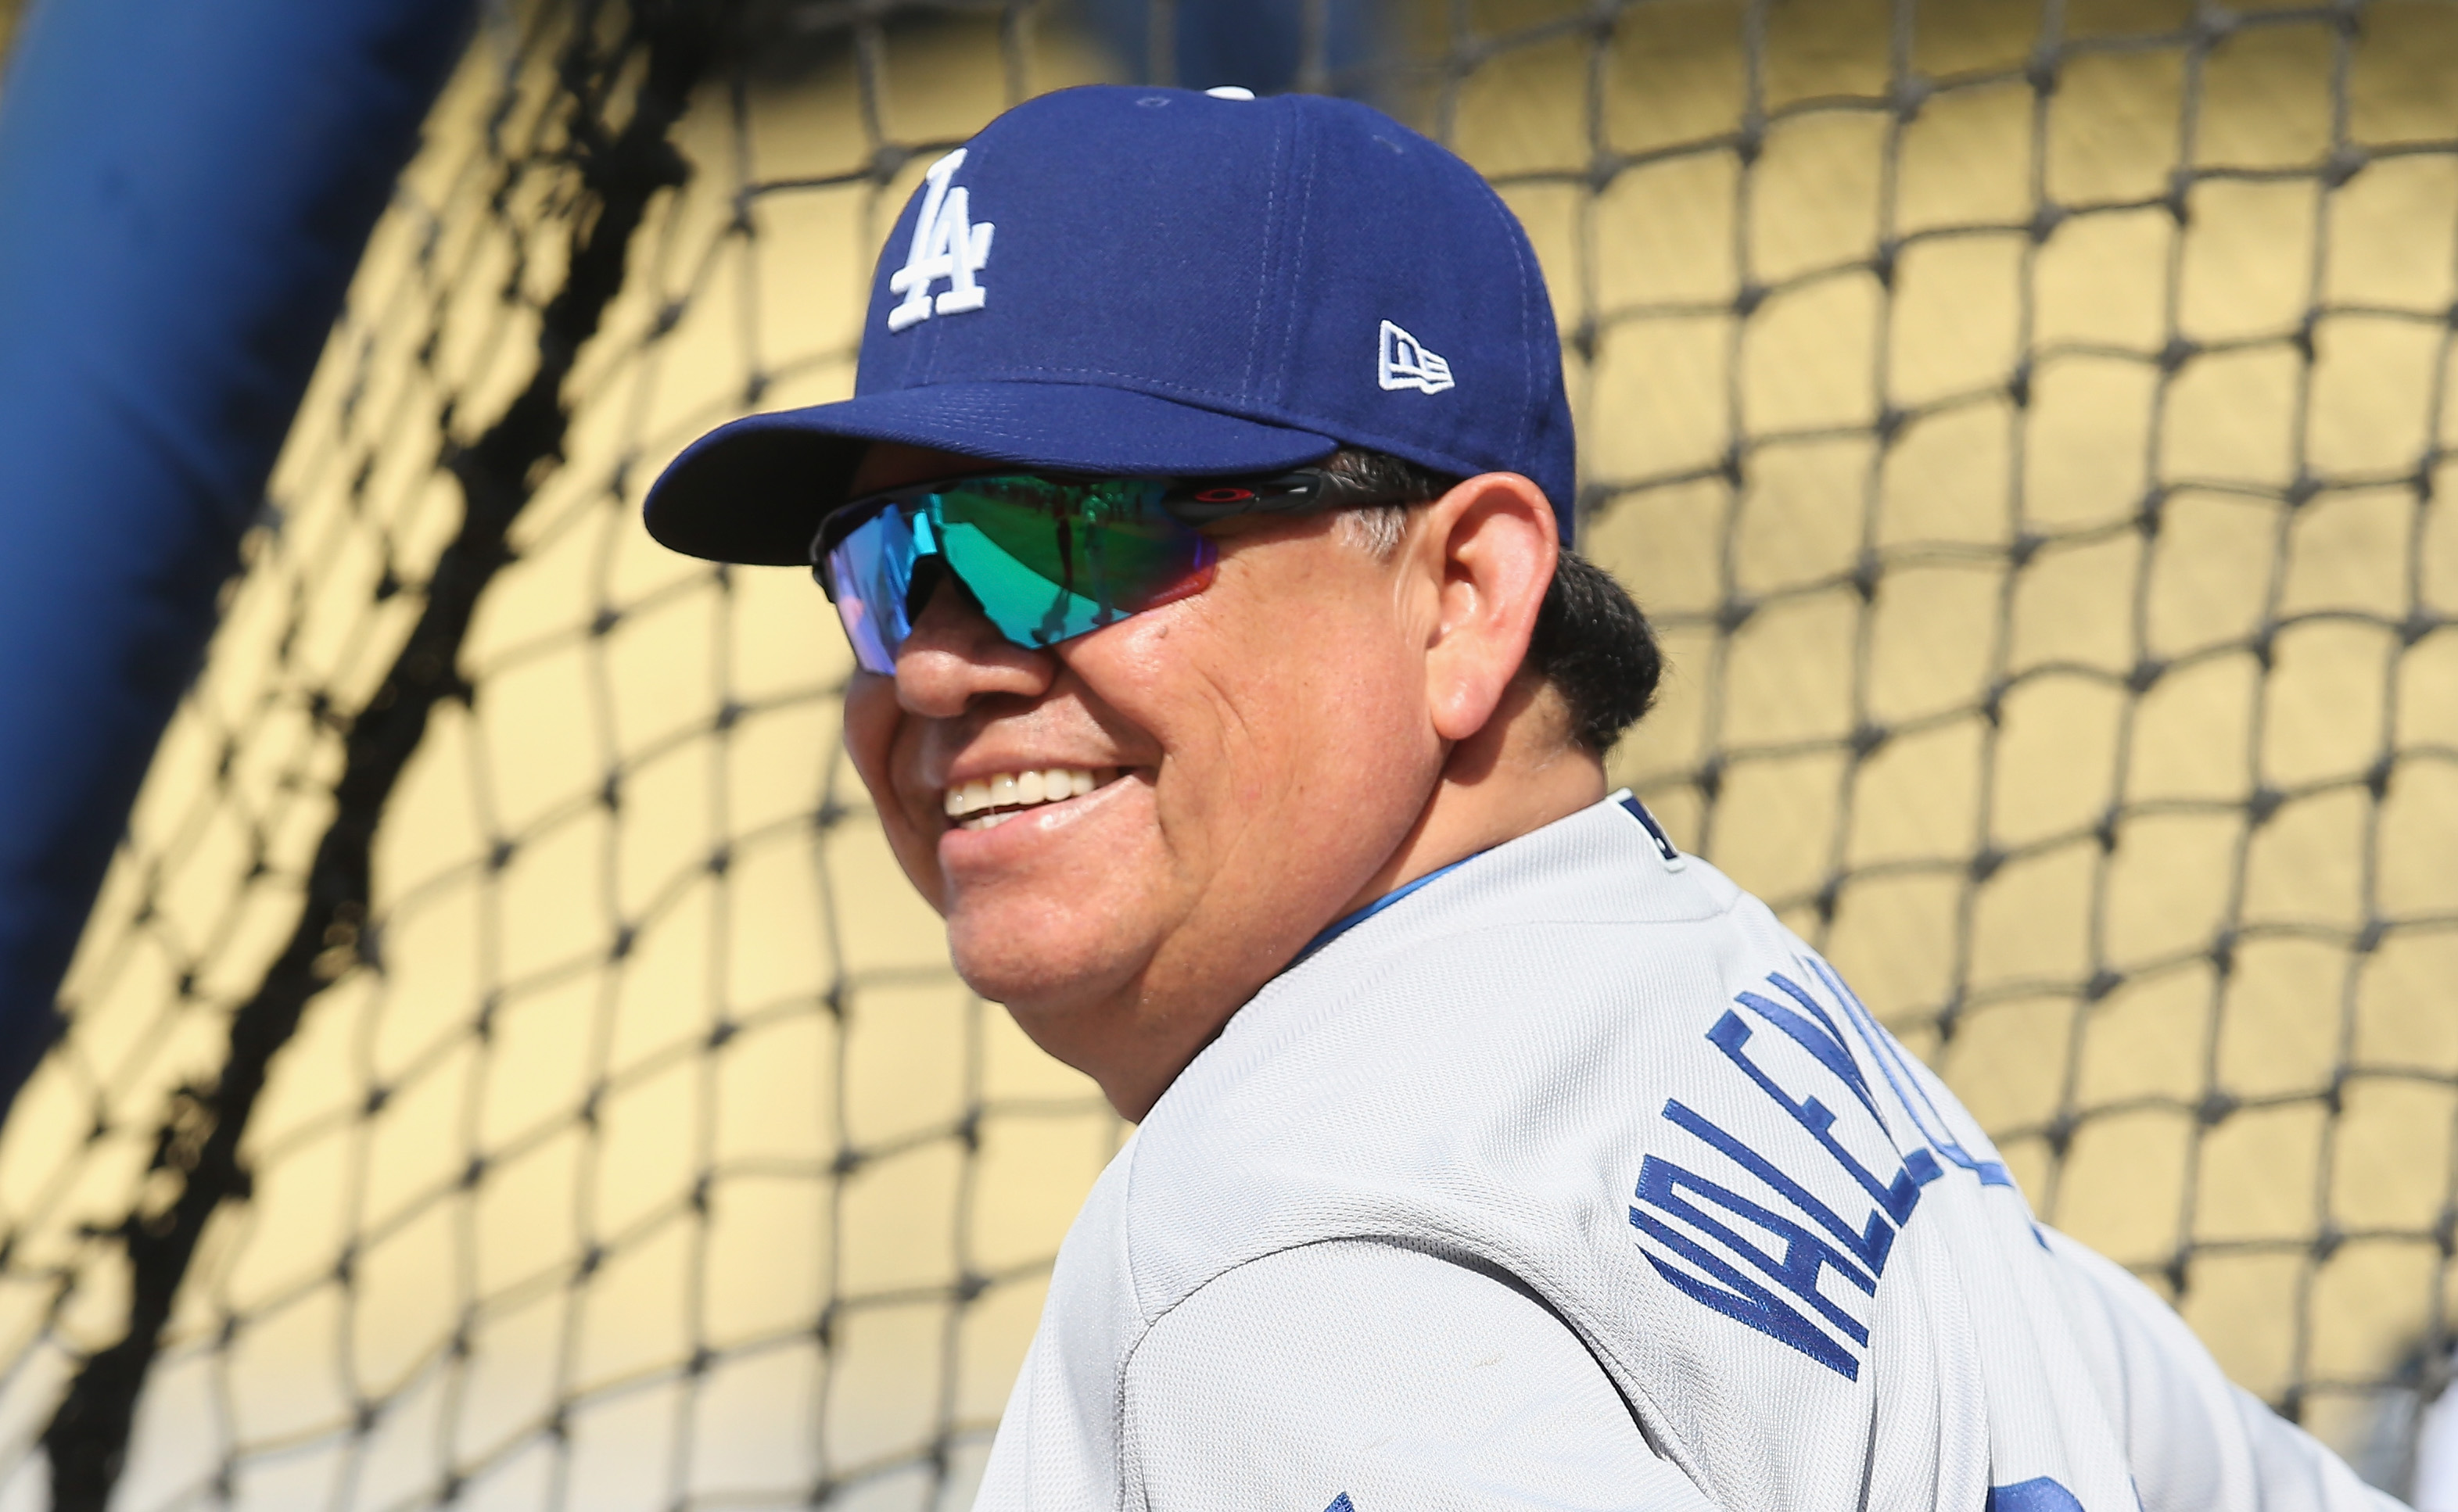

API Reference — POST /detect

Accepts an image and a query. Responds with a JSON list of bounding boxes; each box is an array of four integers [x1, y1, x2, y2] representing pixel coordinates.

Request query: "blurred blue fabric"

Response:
[[0, 0, 473, 1120]]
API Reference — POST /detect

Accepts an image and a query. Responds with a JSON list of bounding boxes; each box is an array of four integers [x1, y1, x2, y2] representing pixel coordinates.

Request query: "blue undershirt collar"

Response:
[[1286, 851, 1484, 972]]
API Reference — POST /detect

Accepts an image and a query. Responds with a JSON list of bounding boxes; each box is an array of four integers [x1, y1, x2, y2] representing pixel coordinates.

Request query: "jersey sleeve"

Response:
[[2042, 1227, 2406, 1512], [1118, 1238, 1717, 1512]]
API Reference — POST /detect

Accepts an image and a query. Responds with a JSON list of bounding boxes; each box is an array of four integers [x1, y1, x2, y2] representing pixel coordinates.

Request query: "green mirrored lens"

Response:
[[819, 477, 1220, 668], [931, 478, 1215, 648]]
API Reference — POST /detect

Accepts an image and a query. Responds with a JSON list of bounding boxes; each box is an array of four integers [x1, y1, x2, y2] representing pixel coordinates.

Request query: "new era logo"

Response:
[[1377, 320, 1454, 394], [888, 148, 996, 332]]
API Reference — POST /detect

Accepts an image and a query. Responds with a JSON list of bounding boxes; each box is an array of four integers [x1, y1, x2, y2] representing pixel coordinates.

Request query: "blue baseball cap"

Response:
[[643, 84, 1574, 565]]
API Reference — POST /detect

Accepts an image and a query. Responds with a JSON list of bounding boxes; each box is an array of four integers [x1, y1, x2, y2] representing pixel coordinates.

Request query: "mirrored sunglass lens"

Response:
[[824, 507, 917, 674], [932, 480, 1213, 648], [817, 480, 1218, 670]]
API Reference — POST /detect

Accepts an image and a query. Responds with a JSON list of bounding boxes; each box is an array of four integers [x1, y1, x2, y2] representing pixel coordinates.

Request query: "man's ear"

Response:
[[1413, 471, 1559, 745]]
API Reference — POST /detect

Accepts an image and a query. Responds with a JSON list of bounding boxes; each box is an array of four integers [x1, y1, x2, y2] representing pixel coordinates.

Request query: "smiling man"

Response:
[[645, 84, 2399, 1512]]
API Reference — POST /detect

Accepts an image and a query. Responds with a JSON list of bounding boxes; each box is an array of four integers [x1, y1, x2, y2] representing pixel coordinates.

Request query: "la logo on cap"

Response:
[[1377, 320, 1453, 394], [888, 149, 996, 331]]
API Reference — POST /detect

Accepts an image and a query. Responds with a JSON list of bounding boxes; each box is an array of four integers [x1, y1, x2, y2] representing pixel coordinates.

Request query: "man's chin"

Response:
[[945, 919, 1143, 1025]]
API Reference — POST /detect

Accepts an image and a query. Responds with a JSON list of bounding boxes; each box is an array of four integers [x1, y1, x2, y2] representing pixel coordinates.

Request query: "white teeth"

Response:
[[944, 766, 1113, 826]]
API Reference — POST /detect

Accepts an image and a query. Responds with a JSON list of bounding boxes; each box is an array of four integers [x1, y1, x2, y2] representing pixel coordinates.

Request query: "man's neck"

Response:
[[1337, 681, 1606, 921], [1082, 685, 1604, 1123]]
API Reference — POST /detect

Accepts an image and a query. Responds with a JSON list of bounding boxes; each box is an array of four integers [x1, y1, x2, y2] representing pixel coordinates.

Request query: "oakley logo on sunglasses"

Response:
[[888, 149, 996, 332]]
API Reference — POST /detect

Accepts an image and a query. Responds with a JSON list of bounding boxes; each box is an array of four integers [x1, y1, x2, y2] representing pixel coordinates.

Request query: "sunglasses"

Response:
[[809, 468, 1412, 674]]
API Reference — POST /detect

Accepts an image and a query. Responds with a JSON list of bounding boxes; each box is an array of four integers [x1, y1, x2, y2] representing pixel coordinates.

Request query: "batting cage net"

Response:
[[0, 0, 2453, 1507]]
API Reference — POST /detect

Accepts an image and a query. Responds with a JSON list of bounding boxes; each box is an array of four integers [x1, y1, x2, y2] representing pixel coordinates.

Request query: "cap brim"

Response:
[[643, 382, 1340, 565]]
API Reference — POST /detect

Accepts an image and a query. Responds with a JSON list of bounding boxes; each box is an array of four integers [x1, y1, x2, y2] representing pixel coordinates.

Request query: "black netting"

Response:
[[0, 2, 2450, 1508]]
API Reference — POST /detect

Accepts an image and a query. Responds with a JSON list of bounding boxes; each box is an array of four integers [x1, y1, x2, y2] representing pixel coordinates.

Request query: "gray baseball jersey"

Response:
[[973, 793, 2400, 1512]]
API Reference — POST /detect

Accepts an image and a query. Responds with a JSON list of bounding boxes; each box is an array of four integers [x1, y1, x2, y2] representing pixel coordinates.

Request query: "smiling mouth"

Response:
[[942, 766, 1120, 831]]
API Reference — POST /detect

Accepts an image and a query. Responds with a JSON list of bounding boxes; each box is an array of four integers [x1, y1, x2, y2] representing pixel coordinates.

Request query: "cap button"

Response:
[[1204, 86, 1256, 101]]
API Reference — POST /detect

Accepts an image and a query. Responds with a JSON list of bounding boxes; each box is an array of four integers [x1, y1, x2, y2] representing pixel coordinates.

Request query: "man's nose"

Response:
[[892, 565, 1057, 716]]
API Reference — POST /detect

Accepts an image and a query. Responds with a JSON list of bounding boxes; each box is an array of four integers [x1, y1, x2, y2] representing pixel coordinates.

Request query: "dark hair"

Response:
[[1319, 449, 1662, 754]]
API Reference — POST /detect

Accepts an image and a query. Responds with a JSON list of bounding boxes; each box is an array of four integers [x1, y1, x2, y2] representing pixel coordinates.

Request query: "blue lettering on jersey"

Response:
[[1628, 1154, 1870, 1378], [1804, 953, 2012, 1189], [1323, 1496, 1357, 1512], [1986, 1479, 2083, 1511], [1630, 951, 2012, 1379]]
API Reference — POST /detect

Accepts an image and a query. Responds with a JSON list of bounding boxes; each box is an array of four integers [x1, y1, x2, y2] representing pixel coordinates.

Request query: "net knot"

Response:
[[1981, 681, 2008, 726], [1890, 74, 1932, 123], [2163, 170, 2194, 225], [2366, 755, 2395, 799], [2193, 4, 2242, 43], [869, 141, 914, 184], [2045, 1110, 2078, 1157], [1871, 242, 1900, 290], [1814, 877, 1843, 924], [1693, 757, 1724, 802], [1717, 442, 1747, 489]]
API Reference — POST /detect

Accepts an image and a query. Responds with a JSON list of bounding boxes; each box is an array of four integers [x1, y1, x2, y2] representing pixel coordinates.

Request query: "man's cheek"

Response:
[[840, 675, 897, 783], [838, 679, 942, 900]]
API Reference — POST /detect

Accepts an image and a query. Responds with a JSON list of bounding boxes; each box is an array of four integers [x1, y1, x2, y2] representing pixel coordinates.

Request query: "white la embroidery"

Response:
[[887, 149, 996, 332], [1377, 320, 1454, 394]]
